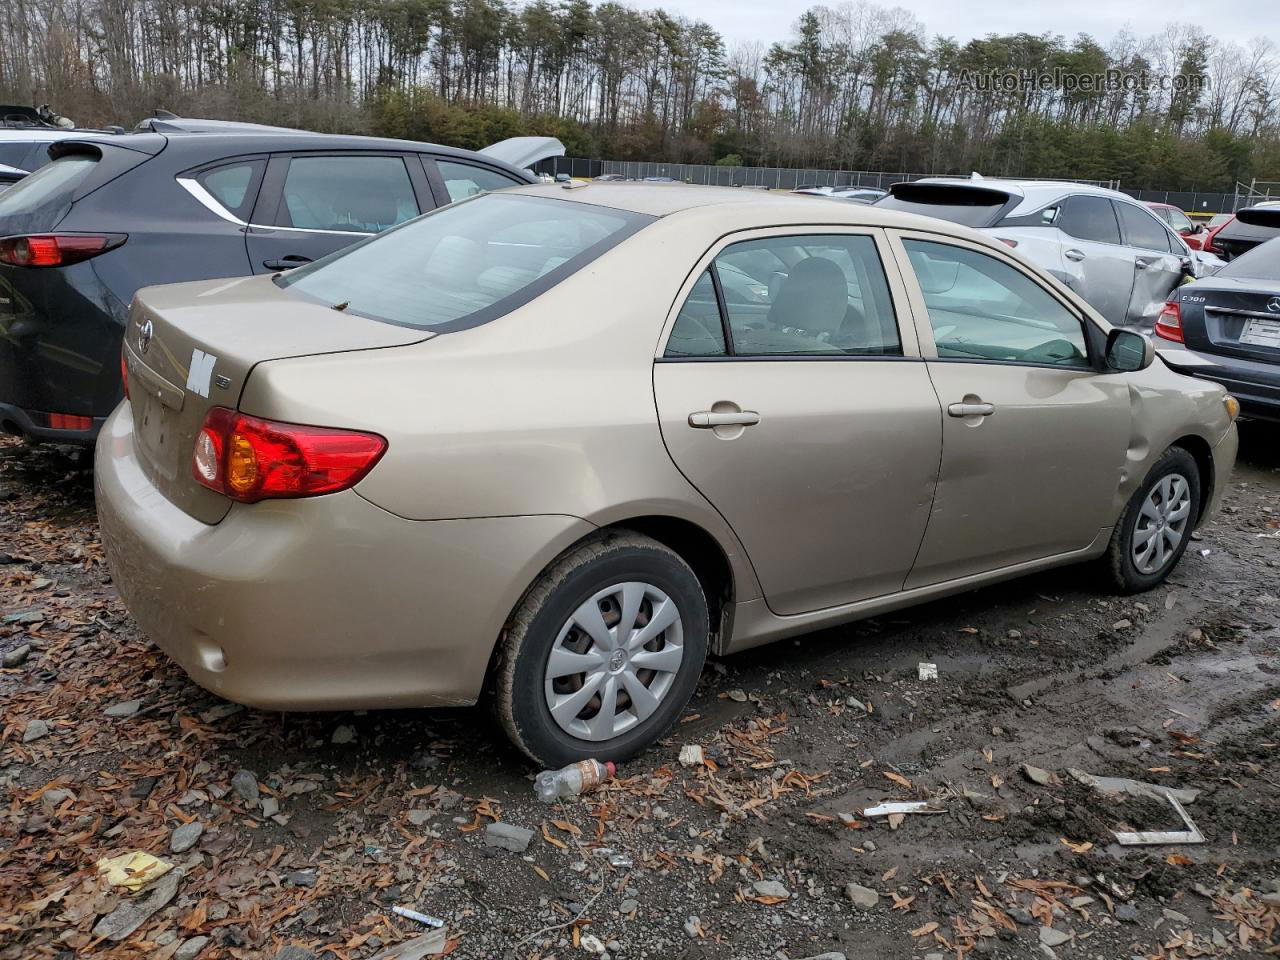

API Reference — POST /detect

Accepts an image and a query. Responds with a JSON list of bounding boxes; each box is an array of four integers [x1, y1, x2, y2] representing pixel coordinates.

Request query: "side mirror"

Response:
[[1106, 328, 1155, 372], [1177, 225, 1193, 236], [1193, 222, 1205, 234]]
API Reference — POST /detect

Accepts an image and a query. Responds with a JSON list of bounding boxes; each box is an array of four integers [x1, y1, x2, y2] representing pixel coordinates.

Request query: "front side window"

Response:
[[437, 160, 523, 203], [278, 155, 418, 233], [1116, 202, 1173, 252], [903, 238, 1089, 368], [1167, 209, 1195, 234], [195, 159, 264, 221], [279, 193, 650, 331], [1058, 196, 1120, 245], [664, 234, 900, 357]]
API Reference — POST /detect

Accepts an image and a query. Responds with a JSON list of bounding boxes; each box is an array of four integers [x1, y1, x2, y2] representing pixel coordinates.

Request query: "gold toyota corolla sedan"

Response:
[[97, 183, 1239, 766]]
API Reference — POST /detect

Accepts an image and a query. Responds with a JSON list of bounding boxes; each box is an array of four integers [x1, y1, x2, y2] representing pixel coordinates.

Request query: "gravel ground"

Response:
[[1, 423, 1278, 960]]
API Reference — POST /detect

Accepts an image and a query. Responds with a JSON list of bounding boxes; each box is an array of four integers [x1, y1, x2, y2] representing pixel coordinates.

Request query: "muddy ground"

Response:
[[1, 425, 1278, 960]]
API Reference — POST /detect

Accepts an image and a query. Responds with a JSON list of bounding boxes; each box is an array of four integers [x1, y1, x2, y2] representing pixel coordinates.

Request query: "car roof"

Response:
[[503, 181, 990, 234]]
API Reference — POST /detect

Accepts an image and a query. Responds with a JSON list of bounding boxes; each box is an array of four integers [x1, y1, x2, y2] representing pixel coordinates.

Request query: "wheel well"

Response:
[[1171, 435, 1214, 523], [603, 516, 735, 653]]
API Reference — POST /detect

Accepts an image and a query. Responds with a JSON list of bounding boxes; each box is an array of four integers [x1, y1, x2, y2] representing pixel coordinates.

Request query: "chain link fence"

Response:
[[537, 157, 1256, 215]]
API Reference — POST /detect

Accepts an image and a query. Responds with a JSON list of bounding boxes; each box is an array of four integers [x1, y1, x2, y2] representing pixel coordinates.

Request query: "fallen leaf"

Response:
[[883, 771, 912, 789], [1060, 838, 1093, 854], [1166, 853, 1192, 866], [911, 922, 940, 937]]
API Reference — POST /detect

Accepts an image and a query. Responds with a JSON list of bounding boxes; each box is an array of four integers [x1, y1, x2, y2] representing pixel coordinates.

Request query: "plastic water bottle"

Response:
[[535, 759, 615, 802]]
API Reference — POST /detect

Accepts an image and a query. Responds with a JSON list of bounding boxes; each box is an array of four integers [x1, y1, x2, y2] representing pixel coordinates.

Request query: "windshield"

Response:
[[279, 193, 651, 330], [1217, 237, 1280, 282]]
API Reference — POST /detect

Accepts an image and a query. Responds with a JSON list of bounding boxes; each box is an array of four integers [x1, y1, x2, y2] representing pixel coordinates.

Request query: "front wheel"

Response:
[[494, 533, 709, 768], [1104, 447, 1200, 593]]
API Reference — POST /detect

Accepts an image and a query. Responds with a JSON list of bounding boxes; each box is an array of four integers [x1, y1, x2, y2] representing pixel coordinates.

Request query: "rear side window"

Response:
[[666, 271, 726, 357], [1217, 237, 1280, 281], [195, 159, 264, 221], [1117, 203, 1173, 252], [437, 160, 524, 203], [278, 155, 418, 233], [278, 193, 651, 331], [0, 143, 34, 168], [1058, 196, 1121, 244], [0, 154, 97, 229]]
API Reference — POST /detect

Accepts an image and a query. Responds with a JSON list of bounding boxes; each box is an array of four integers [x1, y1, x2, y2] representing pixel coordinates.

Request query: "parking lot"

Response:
[[2, 422, 1277, 959]]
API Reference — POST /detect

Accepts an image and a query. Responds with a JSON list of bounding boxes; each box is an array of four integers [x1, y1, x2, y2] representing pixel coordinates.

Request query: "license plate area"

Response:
[[136, 390, 179, 480], [1240, 318, 1280, 348]]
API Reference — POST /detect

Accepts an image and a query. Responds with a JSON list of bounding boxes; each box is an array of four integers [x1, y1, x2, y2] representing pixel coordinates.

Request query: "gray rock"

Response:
[[273, 948, 316, 960], [22, 718, 49, 743], [484, 821, 535, 852], [620, 898, 638, 913], [104, 699, 142, 718], [366, 930, 447, 959], [1039, 926, 1071, 947], [3, 643, 31, 667], [40, 788, 73, 812], [170, 821, 204, 853], [1115, 904, 1138, 922], [287, 870, 317, 888], [1009, 907, 1035, 925], [1021, 763, 1053, 786], [683, 917, 701, 938], [925, 954, 946, 960], [862, 840, 876, 852], [260, 796, 279, 818], [407, 809, 433, 826], [753, 880, 790, 899], [331, 725, 356, 745], [231, 770, 259, 805], [844, 882, 879, 910], [92, 869, 182, 941], [795, 954, 846, 960], [175, 936, 210, 960]]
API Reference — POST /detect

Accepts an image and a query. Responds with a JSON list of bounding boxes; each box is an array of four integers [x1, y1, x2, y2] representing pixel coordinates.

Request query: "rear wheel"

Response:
[[1104, 447, 1200, 593], [494, 533, 708, 768]]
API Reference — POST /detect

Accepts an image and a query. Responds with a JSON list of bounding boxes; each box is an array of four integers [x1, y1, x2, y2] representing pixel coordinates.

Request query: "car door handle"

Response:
[[263, 255, 313, 270], [947, 402, 995, 418], [688, 410, 761, 428], [1064, 248, 1086, 262]]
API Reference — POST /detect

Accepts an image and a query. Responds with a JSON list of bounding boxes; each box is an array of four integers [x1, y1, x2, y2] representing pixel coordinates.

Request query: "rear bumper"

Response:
[[95, 403, 595, 710], [1158, 344, 1280, 422], [0, 401, 105, 443]]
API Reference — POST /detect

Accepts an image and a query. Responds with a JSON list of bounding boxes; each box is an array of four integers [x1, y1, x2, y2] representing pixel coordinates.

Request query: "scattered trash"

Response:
[[1199, 548, 1211, 557], [679, 744, 705, 767], [1068, 770, 1199, 804], [96, 851, 174, 891], [1113, 792, 1205, 846], [392, 905, 446, 928], [861, 801, 944, 818], [917, 661, 938, 681], [535, 759, 615, 802]]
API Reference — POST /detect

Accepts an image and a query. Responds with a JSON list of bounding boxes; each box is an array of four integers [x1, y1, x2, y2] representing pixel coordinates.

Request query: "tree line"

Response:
[[2, 0, 1278, 191]]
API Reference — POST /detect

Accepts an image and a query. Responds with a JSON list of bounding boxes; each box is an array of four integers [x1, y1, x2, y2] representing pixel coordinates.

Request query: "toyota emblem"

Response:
[[1268, 297, 1280, 313], [137, 318, 153, 354]]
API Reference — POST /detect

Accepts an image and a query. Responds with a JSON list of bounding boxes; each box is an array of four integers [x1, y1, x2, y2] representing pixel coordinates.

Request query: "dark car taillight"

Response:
[[192, 407, 387, 503], [0, 234, 126, 268], [1155, 301, 1184, 343]]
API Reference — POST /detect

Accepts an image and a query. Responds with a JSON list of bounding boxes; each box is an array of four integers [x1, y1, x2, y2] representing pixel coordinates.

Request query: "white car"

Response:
[[877, 177, 1197, 328]]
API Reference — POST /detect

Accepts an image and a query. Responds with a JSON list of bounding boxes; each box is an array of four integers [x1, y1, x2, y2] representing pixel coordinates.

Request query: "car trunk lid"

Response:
[[123, 274, 431, 523], [1178, 278, 1280, 362]]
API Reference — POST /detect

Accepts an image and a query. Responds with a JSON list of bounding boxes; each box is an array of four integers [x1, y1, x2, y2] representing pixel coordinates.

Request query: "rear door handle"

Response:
[[263, 255, 313, 271], [689, 410, 761, 428], [1064, 248, 1086, 262], [947, 402, 995, 418]]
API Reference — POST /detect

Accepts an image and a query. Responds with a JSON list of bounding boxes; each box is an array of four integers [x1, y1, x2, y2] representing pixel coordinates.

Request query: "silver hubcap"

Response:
[[544, 582, 684, 742], [1132, 473, 1191, 574]]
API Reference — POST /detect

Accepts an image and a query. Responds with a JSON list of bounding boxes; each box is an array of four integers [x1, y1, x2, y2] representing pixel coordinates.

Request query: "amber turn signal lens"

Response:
[[226, 431, 260, 494], [1224, 396, 1240, 421]]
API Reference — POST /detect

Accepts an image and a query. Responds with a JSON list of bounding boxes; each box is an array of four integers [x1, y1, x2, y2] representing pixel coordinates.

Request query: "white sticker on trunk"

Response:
[[186, 349, 217, 398]]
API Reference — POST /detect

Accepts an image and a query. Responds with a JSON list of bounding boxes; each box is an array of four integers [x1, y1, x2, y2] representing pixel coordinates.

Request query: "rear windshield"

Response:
[[1217, 237, 1280, 281], [278, 193, 652, 331], [0, 154, 97, 233], [876, 185, 1011, 228]]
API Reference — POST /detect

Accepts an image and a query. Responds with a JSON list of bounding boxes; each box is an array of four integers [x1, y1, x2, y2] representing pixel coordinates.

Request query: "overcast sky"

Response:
[[626, 0, 1275, 51]]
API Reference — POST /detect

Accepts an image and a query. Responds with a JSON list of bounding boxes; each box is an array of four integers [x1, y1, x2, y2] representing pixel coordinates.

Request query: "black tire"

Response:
[[494, 532, 709, 768], [1104, 446, 1201, 594]]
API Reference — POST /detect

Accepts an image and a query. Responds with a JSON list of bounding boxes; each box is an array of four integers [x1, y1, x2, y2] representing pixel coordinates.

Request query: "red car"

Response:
[[1145, 202, 1209, 250], [1199, 213, 1235, 256]]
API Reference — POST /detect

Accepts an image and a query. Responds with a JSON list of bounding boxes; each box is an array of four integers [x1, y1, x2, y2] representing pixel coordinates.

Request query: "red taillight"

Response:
[[192, 407, 386, 503], [120, 346, 130, 400], [45, 413, 92, 431], [1155, 301, 1184, 343], [0, 234, 126, 268]]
